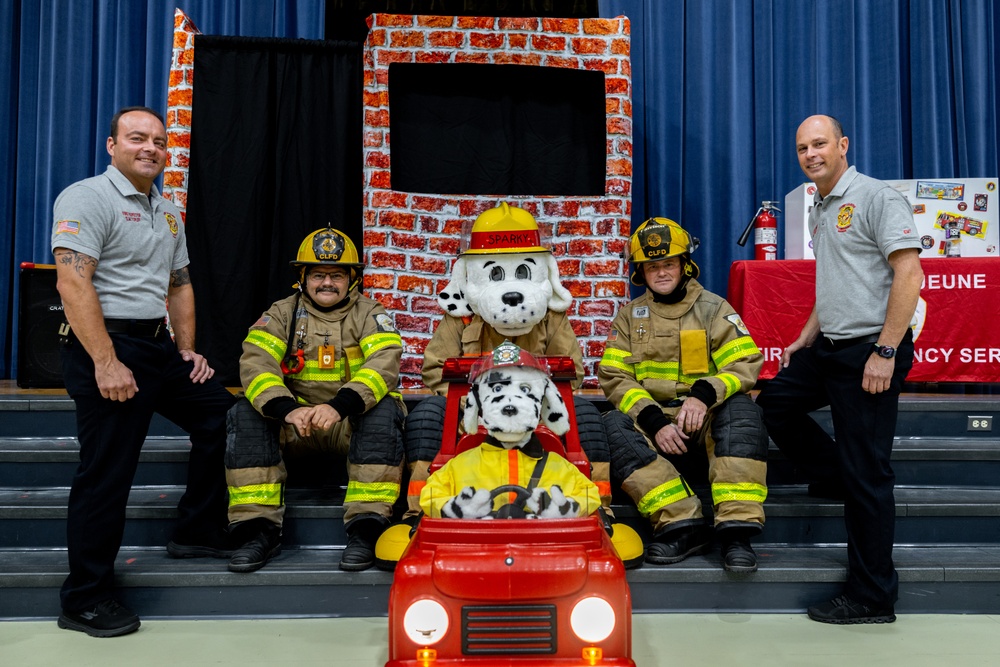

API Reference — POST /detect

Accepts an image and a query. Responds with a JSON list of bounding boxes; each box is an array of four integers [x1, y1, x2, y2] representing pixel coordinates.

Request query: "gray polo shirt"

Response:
[[51, 166, 189, 320], [809, 166, 921, 339]]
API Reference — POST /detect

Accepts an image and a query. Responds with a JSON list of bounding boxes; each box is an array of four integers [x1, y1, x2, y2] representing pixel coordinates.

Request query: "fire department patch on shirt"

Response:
[[252, 315, 271, 328], [164, 212, 179, 237], [374, 313, 396, 333], [632, 306, 649, 319], [725, 313, 750, 336]]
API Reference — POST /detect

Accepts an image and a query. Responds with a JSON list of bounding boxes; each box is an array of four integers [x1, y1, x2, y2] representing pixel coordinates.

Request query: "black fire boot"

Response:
[[340, 515, 388, 572], [645, 523, 712, 565], [717, 523, 762, 573], [228, 519, 282, 573]]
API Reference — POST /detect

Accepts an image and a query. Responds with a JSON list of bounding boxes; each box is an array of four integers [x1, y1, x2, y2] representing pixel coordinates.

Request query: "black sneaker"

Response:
[[167, 531, 236, 559], [58, 599, 141, 637], [808, 595, 896, 624]]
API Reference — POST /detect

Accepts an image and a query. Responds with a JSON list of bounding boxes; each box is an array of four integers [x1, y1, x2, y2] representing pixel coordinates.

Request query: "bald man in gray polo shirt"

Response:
[[756, 115, 923, 625]]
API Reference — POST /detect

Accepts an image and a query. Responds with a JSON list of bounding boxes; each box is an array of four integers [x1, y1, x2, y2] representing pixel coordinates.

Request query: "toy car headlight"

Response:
[[403, 599, 449, 646], [570, 596, 616, 643]]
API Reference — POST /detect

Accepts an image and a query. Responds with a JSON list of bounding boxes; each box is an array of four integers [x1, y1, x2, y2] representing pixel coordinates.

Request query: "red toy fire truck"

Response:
[[384, 357, 636, 666]]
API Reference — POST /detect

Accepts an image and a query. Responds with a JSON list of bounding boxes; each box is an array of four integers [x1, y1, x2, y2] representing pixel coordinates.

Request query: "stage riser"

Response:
[[2, 393, 1000, 619]]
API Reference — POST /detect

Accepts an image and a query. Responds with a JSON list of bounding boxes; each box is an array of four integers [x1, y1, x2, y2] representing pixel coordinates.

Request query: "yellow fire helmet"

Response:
[[461, 202, 549, 255], [626, 217, 700, 286], [290, 227, 365, 289]]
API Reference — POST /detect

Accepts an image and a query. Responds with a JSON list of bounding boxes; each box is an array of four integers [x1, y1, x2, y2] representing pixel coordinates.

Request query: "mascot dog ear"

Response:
[[437, 257, 473, 317], [540, 377, 570, 436], [544, 253, 573, 313], [463, 383, 482, 435]]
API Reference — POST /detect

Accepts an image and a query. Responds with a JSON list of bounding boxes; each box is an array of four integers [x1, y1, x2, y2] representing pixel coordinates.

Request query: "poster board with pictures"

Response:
[[784, 177, 999, 259]]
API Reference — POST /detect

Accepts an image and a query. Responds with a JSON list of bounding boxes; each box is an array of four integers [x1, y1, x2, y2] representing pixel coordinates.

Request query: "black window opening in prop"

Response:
[[388, 63, 607, 196]]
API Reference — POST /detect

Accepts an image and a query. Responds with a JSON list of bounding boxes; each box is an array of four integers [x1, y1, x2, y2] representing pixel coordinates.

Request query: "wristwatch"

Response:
[[871, 343, 896, 359]]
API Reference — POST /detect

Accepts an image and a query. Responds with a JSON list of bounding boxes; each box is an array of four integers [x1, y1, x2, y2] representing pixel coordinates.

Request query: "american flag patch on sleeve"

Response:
[[56, 220, 80, 234]]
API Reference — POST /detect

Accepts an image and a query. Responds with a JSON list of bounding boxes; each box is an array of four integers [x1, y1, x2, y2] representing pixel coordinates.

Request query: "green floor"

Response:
[[2, 614, 999, 666]]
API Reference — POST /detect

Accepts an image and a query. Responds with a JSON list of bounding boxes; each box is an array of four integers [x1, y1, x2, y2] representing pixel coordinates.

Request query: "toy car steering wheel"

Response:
[[488, 484, 533, 518]]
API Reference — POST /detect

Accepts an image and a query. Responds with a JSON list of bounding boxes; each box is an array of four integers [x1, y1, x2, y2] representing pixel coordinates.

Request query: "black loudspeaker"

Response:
[[17, 264, 65, 388]]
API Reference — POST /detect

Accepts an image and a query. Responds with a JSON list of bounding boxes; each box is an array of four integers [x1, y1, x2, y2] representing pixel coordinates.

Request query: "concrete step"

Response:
[[7, 434, 1000, 487], [3, 544, 998, 619], [3, 485, 1000, 548]]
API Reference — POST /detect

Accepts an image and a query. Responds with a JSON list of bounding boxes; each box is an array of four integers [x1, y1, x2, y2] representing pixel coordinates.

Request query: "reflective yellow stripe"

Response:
[[354, 368, 389, 401], [620, 387, 654, 413], [637, 477, 693, 516], [228, 483, 283, 507], [716, 372, 741, 399], [634, 359, 680, 381], [245, 329, 286, 364], [713, 335, 760, 369], [360, 331, 402, 357], [712, 482, 768, 504], [600, 347, 634, 373], [344, 480, 399, 504], [247, 372, 285, 403], [292, 360, 344, 382]]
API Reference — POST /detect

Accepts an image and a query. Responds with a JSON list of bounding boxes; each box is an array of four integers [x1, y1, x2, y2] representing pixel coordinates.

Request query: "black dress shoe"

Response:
[[58, 599, 141, 637], [808, 595, 896, 624], [721, 537, 758, 573], [228, 525, 281, 573], [167, 530, 236, 559], [645, 525, 712, 565]]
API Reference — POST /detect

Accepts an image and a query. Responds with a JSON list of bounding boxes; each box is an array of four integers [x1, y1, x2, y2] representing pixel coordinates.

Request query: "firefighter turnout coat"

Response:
[[226, 289, 405, 527], [598, 279, 769, 534]]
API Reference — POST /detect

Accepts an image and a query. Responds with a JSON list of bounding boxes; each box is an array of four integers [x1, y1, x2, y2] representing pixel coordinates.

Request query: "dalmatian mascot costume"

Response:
[[375, 202, 642, 569], [421, 341, 601, 520]]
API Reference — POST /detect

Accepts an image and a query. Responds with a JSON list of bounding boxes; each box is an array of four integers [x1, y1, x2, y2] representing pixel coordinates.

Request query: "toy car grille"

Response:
[[461, 604, 557, 655]]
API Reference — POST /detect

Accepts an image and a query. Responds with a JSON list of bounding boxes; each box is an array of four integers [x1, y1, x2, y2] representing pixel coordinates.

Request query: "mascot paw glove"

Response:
[[443, 486, 493, 519], [527, 485, 580, 519]]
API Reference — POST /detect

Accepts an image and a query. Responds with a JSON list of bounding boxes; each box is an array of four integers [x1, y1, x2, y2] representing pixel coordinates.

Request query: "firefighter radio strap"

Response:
[[280, 297, 307, 375]]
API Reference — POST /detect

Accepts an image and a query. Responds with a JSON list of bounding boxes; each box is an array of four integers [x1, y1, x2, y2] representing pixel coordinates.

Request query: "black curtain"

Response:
[[186, 36, 363, 385]]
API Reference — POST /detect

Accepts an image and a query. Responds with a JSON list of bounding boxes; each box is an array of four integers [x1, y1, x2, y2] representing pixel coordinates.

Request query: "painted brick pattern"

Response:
[[163, 9, 199, 220], [363, 14, 633, 389]]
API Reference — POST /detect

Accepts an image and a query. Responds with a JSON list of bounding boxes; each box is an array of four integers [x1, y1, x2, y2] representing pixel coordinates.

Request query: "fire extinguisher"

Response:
[[737, 201, 782, 260]]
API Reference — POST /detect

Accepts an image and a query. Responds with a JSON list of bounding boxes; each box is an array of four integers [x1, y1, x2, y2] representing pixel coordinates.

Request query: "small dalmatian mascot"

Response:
[[420, 341, 601, 520]]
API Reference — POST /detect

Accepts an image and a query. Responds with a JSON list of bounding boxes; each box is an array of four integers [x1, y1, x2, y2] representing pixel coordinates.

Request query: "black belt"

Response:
[[820, 333, 879, 351], [104, 318, 167, 338]]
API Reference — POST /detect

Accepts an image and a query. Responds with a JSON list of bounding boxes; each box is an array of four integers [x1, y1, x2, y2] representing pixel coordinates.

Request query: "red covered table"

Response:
[[727, 258, 1000, 382]]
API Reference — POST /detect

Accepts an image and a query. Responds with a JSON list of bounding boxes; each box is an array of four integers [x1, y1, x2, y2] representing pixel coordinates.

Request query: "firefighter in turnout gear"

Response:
[[599, 218, 769, 572], [225, 227, 405, 573]]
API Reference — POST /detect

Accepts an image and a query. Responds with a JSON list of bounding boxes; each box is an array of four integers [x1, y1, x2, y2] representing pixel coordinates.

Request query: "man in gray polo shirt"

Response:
[[51, 106, 235, 637], [756, 115, 923, 624]]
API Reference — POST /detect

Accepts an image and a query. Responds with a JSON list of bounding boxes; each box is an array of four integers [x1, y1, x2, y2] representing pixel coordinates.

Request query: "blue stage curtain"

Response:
[[0, 0, 324, 380], [601, 0, 999, 297]]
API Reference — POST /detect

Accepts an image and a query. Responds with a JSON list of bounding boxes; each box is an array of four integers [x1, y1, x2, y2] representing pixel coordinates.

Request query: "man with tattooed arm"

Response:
[[51, 106, 235, 637]]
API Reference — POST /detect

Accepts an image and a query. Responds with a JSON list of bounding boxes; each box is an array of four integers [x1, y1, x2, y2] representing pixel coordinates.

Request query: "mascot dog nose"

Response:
[[501, 405, 518, 417], [502, 292, 524, 307]]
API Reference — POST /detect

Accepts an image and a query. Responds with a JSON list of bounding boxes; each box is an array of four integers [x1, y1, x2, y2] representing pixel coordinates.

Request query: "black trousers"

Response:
[[755, 330, 913, 609], [59, 329, 235, 612]]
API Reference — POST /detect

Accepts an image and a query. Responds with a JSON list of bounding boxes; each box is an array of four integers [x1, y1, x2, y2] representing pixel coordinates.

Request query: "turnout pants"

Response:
[[225, 396, 405, 529], [605, 393, 768, 537]]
